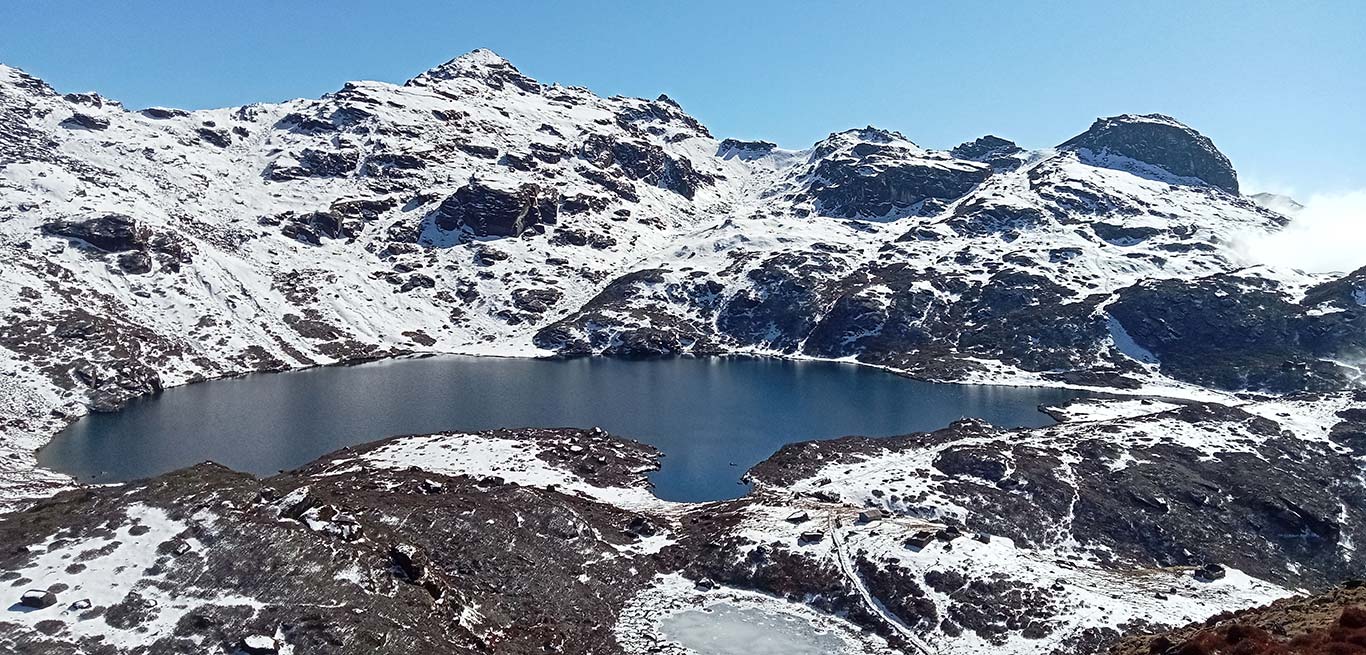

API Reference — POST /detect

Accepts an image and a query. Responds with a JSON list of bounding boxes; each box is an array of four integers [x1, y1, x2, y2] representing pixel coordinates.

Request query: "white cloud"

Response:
[[1239, 189, 1366, 274]]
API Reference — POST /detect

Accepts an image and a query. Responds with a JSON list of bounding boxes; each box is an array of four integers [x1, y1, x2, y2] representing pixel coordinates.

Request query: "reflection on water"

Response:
[[42, 356, 1084, 502]]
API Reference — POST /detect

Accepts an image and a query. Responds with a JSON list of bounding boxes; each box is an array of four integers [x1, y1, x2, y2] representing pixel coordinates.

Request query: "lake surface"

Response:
[[40, 356, 1084, 502]]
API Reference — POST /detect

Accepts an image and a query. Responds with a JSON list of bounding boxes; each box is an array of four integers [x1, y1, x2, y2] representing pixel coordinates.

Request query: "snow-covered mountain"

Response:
[[1, 50, 1364, 654]]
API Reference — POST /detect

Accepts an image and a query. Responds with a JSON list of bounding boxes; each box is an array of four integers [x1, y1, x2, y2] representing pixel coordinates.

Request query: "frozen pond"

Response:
[[659, 603, 852, 655]]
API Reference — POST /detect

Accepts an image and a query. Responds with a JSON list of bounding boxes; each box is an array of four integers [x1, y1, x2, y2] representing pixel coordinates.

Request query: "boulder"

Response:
[[60, 113, 109, 130], [140, 107, 188, 119], [905, 531, 935, 551], [43, 214, 147, 252], [1194, 563, 1227, 582], [399, 274, 436, 293], [20, 589, 57, 609], [240, 634, 279, 655]]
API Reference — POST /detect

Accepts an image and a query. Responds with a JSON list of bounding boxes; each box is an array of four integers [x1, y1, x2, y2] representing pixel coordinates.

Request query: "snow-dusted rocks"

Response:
[[427, 179, 559, 238], [6, 400, 1362, 654], [789, 127, 993, 218], [0, 47, 1364, 654], [1058, 113, 1241, 194]]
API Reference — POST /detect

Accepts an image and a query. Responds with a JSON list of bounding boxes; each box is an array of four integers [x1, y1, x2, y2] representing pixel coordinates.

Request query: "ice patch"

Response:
[[1108, 315, 1159, 364], [660, 603, 849, 655]]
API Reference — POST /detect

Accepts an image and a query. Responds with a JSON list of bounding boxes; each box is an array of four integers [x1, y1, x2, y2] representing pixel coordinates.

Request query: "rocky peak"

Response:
[[405, 48, 540, 93], [811, 126, 917, 160], [795, 127, 991, 219], [951, 135, 1026, 171], [1058, 113, 1240, 194], [717, 138, 778, 160], [0, 64, 56, 98]]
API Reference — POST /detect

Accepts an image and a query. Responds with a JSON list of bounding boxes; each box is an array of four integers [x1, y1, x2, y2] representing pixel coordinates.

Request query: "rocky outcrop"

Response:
[[405, 48, 542, 93], [951, 135, 1025, 170], [717, 138, 778, 160], [799, 129, 991, 218], [1108, 271, 1365, 392], [59, 112, 109, 131], [41, 214, 146, 252], [1058, 114, 1240, 194], [430, 180, 559, 237], [580, 133, 713, 199], [264, 148, 360, 181]]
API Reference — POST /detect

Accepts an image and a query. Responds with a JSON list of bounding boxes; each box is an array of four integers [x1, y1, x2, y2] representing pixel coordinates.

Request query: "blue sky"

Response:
[[3, 1, 1363, 196]]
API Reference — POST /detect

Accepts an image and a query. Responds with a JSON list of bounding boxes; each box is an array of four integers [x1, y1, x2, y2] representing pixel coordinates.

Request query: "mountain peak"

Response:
[[405, 49, 538, 92], [0, 64, 56, 97], [1058, 113, 1239, 194]]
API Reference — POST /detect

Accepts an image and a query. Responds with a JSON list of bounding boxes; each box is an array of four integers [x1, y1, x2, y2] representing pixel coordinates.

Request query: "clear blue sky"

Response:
[[3, 1, 1362, 196]]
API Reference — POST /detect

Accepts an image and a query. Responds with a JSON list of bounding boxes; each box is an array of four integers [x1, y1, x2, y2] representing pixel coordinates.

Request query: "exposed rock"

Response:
[[42, 214, 147, 252], [580, 133, 713, 199], [19, 589, 57, 609], [951, 135, 1025, 170], [1058, 113, 1240, 194], [59, 112, 108, 130], [430, 180, 559, 237], [797, 129, 992, 218]]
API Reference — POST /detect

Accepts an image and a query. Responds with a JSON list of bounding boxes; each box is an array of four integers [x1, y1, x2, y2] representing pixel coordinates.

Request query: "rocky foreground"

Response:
[[1110, 584, 1366, 654], [1, 391, 1363, 655]]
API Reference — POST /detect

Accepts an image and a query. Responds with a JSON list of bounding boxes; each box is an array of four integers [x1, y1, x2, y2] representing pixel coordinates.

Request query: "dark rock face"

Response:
[[59, 113, 109, 130], [802, 137, 991, 218], [196, 127, 231, 148], [276, 211, 363, 244], [42, 214, 146, 252], [430, 181, 559, 237], [140, 107, 188, 119], [1108, 273, 1364, 391], [1058, 114, 1240, 194], [580, 133, 713, 199], [265, 148, 359, 181], [539, 256, 1118, 386], [116, 251, 153, 274], [717, 138, 778, 160], [950, 135, 1025, 170]]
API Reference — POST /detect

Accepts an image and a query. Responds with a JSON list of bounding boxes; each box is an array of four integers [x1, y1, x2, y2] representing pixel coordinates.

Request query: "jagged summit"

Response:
[[1058, 113, 1240, 194], [404, 48, 538, 92], [951, 134, 1025, 170]]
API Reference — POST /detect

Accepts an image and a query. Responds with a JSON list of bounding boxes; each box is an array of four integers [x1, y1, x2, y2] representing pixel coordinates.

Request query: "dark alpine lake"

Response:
[[40, 356, 1085, 502]]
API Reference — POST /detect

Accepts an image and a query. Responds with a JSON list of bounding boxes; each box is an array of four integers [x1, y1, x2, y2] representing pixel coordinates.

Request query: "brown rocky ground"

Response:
[[1110, 583, 1366, 654]]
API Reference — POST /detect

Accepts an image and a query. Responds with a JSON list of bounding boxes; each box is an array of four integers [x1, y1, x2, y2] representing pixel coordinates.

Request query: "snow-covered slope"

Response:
[[2, 47, 1363, 501]]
